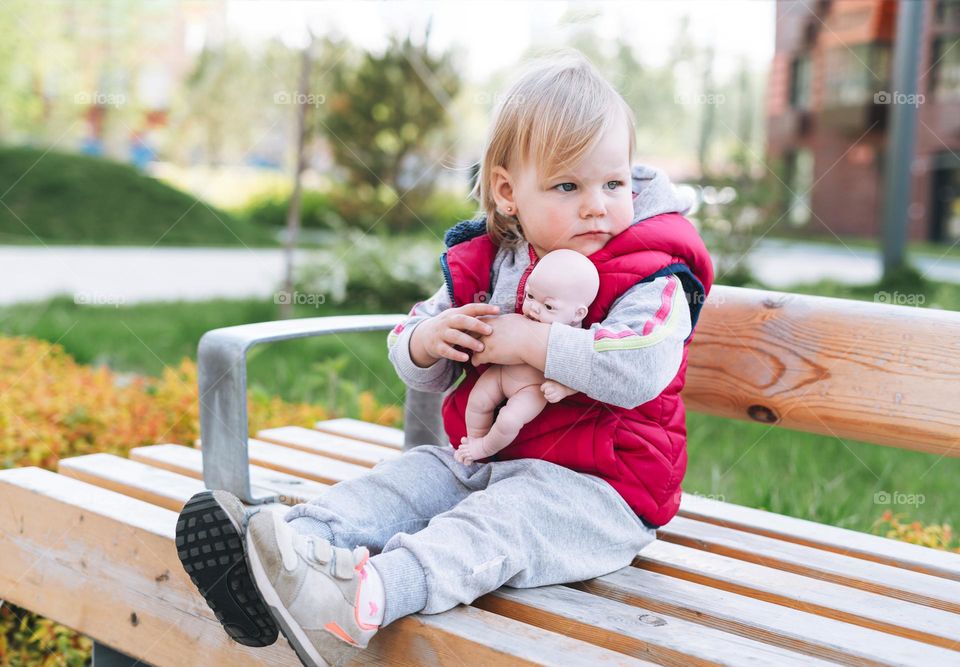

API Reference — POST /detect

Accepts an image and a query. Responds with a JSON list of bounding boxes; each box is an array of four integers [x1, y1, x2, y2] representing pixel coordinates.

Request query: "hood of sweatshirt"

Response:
[[630, 164, 694, 222]]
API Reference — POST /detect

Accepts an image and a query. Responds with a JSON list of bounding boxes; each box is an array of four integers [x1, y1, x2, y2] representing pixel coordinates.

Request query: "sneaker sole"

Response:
[[245, 527, 331, 667], [175, 490, 279, 647]]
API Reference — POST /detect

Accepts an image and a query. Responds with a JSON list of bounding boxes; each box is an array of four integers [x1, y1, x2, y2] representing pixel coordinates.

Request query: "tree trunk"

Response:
[[280, 34, 314, 319]]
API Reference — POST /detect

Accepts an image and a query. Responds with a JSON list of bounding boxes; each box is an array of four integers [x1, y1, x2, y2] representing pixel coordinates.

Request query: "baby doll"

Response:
[[454, 248, 600, 465]]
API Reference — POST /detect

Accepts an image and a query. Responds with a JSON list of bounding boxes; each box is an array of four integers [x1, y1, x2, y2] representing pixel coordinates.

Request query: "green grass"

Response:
[[1, 285, 957, 534], [0, 146, 277, 247]]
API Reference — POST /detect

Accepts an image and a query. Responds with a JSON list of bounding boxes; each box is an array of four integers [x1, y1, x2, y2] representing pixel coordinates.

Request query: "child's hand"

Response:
[[412, 303, 500, 364], [471, 313, 540, 367]]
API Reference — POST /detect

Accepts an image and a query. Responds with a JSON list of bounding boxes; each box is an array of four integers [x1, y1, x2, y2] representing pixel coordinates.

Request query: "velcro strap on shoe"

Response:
[[333, 546, 355, 579], [311, 538, 333, 564]]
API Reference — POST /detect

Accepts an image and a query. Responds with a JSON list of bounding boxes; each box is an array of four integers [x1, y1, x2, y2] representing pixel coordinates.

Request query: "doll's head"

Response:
[[472, 49, 637, 259], [521, 249, 599, 327]]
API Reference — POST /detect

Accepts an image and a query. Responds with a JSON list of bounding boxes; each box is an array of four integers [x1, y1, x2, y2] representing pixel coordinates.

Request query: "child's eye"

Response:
[[553, 183, 576, 193]]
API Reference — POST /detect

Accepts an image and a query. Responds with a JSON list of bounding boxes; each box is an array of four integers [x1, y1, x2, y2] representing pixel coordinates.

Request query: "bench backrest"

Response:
[[684, 285, 960, 456]]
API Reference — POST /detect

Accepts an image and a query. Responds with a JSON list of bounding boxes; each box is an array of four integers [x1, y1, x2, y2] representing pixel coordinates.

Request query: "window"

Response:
[[932, 37, 960, 101], [790, 55, 812, 110], [936, 0, 960, 25], [787, 149, 814, 227], [823, 44, 890, 108], [932, 159, 960, 243]]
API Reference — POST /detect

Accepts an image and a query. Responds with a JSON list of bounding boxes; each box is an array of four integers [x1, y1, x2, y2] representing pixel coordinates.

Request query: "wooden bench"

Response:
[[1, 284, 959, 665]]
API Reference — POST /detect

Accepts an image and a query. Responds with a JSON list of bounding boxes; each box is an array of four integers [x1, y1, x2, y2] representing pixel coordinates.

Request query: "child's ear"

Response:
[[491, 166, 516, 210]]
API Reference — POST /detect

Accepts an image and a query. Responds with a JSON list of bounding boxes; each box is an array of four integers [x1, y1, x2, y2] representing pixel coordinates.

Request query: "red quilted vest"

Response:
[[439, 213, 714, 527]]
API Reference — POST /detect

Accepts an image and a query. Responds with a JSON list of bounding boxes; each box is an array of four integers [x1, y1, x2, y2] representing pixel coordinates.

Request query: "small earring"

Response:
[[504, 206, 513, 214]]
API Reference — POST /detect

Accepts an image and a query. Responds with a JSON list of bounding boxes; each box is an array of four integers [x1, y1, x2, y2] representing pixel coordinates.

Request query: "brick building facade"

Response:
[[767, 0, 960, 241]]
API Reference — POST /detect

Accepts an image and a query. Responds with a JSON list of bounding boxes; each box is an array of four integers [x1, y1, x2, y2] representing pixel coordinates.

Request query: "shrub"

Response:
[[0, 335, 402, 664], [241, 184, 477, 239], [295, 231, 444, 312]]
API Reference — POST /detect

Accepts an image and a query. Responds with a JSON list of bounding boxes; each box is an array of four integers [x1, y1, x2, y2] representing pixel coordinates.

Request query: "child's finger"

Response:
[[444, 329, 484, 352], [453, 314, 494, 336], [460, 303, 500, 317], [437, 343, 469, 363]]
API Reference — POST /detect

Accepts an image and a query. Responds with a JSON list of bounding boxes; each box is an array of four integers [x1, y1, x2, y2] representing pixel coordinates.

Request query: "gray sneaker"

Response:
[[175, 490, 279, 647], [245, 510, 379, 667]]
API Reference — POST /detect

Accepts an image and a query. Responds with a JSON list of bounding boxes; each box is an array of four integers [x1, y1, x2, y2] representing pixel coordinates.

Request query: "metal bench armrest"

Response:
[[197, 314, 445, 503]]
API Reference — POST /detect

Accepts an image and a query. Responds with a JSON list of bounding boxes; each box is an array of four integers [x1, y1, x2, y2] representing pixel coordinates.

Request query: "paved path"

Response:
[[2, 240, 958, 305]]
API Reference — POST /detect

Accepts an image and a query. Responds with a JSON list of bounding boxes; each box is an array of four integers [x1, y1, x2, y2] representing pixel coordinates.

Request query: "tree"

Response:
[[320, 29, 461, 232]]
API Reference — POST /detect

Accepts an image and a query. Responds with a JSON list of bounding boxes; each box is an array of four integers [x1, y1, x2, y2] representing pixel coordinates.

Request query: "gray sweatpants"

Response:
[[283, 444, 657, 626]]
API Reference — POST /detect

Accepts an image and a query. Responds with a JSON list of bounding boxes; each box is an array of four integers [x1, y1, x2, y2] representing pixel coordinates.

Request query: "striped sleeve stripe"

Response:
[[593, 275, 683, 352]]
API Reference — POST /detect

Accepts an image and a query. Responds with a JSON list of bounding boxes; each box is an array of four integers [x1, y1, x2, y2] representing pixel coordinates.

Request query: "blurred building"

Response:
[[767, 0, 960, 242], [67, 1, 228, 166]]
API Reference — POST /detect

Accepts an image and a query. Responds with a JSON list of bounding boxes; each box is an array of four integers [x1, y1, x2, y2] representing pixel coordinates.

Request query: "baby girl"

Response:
[[454, 248, 599, 464]]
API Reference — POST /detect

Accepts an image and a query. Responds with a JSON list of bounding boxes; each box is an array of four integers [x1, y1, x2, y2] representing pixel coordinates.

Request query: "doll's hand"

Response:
[[541, 380, 576, 403]]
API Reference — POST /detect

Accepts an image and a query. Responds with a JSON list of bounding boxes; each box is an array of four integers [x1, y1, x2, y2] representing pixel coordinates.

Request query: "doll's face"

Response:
[[520, 253, 597, 326], [521, 275, 582, 325]]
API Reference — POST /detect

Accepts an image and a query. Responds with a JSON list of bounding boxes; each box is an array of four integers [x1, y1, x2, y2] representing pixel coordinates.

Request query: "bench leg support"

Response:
[[93, 642, 144, 667]]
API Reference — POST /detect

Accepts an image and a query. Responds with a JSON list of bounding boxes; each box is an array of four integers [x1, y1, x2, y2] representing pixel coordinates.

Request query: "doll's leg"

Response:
[[368, 457, 657, 626], [463, 367, 505, 440], [456, 385, 546, 464]]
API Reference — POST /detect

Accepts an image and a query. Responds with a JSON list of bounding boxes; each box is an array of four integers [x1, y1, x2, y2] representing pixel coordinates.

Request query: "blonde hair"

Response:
[[471, 49, 637, 249]]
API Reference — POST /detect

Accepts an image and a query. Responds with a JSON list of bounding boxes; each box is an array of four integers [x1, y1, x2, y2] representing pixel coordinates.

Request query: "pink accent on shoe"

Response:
[[368, 601, 378, 616], [324, 622, 358, 646], [353, 564, 380, 631], [358, 567, 367, 581]]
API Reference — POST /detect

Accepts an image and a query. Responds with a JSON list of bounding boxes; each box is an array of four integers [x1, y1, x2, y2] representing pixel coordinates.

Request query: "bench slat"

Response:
[[256, 425, 401, 467], [479, 582, 835, 666], [679, 493, 960, 582], [637, 540, 959, 648], [313, 418, 405, 449], [684, 285, 960, 455], [58, 453, 209, 512], [130, 444, 330, 504], [195, 438, 371, 485], [661, 516, 960, 617], [576, 566, 960, 665], [0, 467, 655, 667]]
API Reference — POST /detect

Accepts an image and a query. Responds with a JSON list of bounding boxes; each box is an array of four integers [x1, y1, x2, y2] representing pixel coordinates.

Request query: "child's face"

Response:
[[493, 114, 634, 259]]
